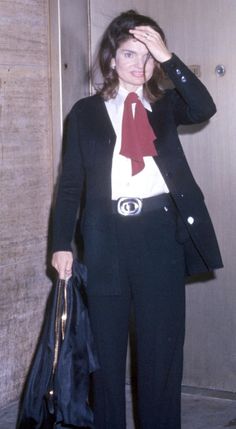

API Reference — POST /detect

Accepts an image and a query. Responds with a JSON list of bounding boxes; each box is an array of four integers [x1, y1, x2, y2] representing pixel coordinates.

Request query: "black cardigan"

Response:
[[52, 54, 223, 293]]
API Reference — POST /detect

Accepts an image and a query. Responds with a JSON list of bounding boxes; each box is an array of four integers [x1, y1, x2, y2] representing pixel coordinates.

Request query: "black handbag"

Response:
[[16, 259, 99, 429]]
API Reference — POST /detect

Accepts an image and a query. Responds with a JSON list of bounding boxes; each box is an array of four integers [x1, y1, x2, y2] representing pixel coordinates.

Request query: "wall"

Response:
[[0, 0, 53, 406], [50, 0, 89, 182], [60, 0, 89, 119]]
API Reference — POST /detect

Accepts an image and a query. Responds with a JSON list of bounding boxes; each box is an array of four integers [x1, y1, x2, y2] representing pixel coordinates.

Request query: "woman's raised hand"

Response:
[[51, 251, 73, 280], [129, 26, 172, 63]]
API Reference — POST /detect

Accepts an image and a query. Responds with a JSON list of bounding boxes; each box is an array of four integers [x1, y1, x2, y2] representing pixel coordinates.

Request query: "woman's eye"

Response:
[[124, 52, 134, 59]]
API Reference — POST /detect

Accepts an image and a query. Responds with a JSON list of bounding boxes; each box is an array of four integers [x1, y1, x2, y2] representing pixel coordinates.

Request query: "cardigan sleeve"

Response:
[[161, 54, 217, 125], [52, 104, 85, 252]]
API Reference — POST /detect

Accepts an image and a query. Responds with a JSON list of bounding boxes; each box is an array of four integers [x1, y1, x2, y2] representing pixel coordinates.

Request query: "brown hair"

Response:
[[95, 10, 167, 102]]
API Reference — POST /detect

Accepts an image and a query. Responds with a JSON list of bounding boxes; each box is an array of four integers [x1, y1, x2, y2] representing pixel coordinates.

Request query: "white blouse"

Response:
[[105, 85, 169, 200]]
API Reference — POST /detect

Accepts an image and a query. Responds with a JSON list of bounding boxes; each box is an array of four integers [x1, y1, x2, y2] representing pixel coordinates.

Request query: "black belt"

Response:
[[112, 194, 174, 216]]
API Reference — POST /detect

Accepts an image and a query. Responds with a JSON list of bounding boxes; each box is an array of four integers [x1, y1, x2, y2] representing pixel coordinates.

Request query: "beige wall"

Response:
[[0, 0, 53, 406], [60, 0, 89, 118]]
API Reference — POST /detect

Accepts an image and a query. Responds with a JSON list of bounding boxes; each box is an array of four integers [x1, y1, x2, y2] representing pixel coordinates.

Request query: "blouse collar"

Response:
[[111, 85, 152, 112]]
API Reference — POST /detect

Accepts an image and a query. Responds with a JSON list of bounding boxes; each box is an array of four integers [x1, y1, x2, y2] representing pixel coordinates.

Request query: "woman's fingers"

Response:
[[64, 258, 73, 279], [130, 25, 162, 40], [129, 26, 172, 63]]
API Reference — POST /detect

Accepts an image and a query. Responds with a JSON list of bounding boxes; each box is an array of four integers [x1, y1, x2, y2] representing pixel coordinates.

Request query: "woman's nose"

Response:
[[135, 56, 145, 68]]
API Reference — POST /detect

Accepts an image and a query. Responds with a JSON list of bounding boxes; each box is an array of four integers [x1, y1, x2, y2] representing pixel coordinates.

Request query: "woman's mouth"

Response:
[[131, 71, 144, 77]]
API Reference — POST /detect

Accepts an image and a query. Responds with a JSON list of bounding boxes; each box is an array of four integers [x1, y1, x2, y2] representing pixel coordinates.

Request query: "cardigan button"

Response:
[[187, 216, 194, 225], [176, 68, 181, 75], [181, 75, 187, 83]]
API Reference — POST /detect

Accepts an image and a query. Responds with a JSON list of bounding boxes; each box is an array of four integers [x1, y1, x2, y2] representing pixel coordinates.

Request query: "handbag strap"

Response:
[[52, 278, 68, 374], [47, 278, 69, 414]]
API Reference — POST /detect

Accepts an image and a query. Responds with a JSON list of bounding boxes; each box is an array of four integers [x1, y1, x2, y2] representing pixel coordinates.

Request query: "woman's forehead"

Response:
[[117, 38, 148, 54]]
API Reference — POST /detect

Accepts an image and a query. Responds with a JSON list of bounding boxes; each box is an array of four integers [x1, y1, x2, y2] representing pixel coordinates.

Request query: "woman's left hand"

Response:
[[129, 26, 172, 63]]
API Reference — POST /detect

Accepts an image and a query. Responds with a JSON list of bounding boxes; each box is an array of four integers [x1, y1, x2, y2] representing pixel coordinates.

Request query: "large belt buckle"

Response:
[[117, 197, 142, 216]]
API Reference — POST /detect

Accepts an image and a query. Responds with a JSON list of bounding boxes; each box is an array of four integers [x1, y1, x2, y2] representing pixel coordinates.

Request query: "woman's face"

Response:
[[112, 38, 155, 92]]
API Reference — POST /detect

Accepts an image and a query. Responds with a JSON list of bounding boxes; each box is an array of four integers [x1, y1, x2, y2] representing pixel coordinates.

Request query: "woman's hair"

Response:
[[95, 10, 167, 102]]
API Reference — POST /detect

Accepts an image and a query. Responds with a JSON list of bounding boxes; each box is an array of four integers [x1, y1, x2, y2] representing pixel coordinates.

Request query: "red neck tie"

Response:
[[120, 92, 157, 176]]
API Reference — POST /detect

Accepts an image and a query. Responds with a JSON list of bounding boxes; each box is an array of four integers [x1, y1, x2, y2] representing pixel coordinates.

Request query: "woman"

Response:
[[52, 10, 223, 429]]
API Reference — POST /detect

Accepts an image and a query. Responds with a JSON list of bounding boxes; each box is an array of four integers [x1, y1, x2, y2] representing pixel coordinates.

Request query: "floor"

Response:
[[1, 387, 236, 429]]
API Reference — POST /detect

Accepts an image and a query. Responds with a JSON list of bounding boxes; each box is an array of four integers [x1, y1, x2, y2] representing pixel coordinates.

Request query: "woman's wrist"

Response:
[[159, 52, 173, 63]]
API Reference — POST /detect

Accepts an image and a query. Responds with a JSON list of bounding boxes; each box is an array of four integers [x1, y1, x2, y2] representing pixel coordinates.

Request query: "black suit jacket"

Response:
[[52, 54, 223, 295]]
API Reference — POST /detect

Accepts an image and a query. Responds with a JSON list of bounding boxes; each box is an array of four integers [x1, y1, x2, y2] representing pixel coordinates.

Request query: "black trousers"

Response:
[[87, 196, 186, 429]]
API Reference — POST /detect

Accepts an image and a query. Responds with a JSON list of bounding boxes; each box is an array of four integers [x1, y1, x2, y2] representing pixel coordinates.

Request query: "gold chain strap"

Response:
[[47, 277, 69, 415], [52, 278, 68, 374]]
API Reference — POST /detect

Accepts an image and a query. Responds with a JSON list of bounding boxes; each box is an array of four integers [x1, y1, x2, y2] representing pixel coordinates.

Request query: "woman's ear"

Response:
[[111, 58, 116, 70]]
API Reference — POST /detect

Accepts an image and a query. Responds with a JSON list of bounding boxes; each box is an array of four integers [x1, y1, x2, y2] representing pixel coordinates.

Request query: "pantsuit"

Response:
[[52, 54, 223, 428], [88, 195, 185, 429]]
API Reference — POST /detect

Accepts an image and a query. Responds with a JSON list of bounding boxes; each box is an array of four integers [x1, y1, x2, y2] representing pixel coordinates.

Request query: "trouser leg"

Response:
[[126, 208, 186, 429], [134, 277, 185, 429], [87, 281, 131, 429]]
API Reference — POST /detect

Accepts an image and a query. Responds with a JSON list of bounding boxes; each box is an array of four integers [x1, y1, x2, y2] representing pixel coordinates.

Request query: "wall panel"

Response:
[[0, 0, 53, 406], [60, 0, 89, 118]]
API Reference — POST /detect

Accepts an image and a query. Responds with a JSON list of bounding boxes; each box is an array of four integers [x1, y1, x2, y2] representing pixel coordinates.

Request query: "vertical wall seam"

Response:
[[48, 0, 63, 185], [87, 0, 93, 96]]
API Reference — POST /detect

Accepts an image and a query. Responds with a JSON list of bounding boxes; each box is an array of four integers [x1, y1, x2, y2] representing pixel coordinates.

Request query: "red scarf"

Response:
[[120, 92, 157, 176]]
